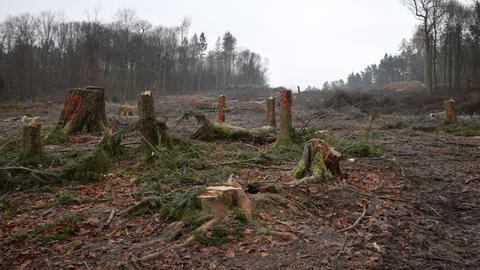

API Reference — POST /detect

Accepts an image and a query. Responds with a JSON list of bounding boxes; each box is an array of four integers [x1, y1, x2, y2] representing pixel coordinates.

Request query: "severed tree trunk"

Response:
[[56, 86, 107, 135], [266, 97, 276, 127], [279, 89, 293, 136], [217, 95, 226, 124], [138, 91, 159, 147], [444, 99, 456, 123], [22, 123, 42, 160], [291, 139, 342, 183]]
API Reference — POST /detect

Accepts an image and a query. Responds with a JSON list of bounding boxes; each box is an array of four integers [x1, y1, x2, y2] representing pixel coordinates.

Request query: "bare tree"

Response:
[[402, 0, 445, 94]]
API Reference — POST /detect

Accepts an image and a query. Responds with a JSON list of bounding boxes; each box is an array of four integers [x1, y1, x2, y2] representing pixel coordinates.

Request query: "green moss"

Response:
[[441, 121, 480, 137], [55, 192, 80, 206], [43, 126, 70, 145], [346, 141, 382, 158], [63, 148, 111, 181], [291, 160, 306, 179], [233, 209, 248, 224], [193, 224, 230, 246]]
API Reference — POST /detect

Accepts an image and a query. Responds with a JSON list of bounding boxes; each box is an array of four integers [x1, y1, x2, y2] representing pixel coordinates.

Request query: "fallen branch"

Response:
[[338, 204, 368, 232], [465, 176, 480, 184], [0, 166, 61, 181]]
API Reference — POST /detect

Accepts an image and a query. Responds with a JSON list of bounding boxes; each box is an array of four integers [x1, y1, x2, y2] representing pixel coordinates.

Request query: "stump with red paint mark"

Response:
[[279, 89, 293, 136], [267, 97, 276, 127], [22, 123, 42, 160], [444, 99, 456, 123], [56, 86, 107, 135], [217, 95, 226, 124]]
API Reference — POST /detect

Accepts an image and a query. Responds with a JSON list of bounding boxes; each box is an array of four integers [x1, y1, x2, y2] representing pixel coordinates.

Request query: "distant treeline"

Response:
[[322, 0, 480, 95], [0, 9, 269, 101]]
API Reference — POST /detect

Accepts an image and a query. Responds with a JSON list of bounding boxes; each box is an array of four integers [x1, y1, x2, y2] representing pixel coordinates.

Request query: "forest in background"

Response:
[[321, 0, 480, 95], [0, 9, 269, 101]]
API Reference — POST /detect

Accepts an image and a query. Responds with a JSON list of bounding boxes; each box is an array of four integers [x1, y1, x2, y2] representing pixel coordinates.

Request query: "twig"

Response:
[[106, 209, 116, 226], [338, 204, 368, 232], [336, 235, 349, 260], [465, 177, 480, 184]]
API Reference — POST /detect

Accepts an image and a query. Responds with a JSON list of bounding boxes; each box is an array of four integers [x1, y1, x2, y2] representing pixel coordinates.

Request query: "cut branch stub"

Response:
[[56, 87, 107, 134], [291, 139, 342, 183], [444, 99, 456, 123], [138, 91, 159, 147], [267, 97, 276, 127], [279, 89, 293, 136], [22, 123, 42, 159], [217, 95, 226, 124]]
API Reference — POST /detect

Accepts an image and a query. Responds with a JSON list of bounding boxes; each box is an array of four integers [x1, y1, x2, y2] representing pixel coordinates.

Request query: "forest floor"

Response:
[[1, 88, 480, 269]]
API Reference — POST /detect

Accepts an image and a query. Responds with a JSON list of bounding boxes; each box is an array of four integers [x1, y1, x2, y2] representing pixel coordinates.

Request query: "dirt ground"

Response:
[[1, 88, 479, 269]]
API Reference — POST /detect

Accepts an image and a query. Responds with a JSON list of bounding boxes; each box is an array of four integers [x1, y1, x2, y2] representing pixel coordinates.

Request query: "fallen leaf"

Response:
[[224, 249, 235, 258]]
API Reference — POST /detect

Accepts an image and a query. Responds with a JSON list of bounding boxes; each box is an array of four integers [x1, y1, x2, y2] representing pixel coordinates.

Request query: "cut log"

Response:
[[266, 97, 276, 127], [138, 91, 159, 147], [56, 86, 107, 134], [279, 89, 293, 136], [217, 95, 226, 124], [444, 99, 456, 123], [22, 122, 42, 160], [291, 139, 342, 183]]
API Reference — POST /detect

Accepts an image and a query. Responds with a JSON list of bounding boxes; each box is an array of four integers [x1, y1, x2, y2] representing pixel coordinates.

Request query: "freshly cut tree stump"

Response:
[[22, 122, 42, 160], [444, 99, 456, 123], [217, 95, 226, 124], [291, 139, 342, 183], [56, 86, 107, 134], [179, 181, 252, 247], [118, 104, 134, 116], [138, 91, 159, 147], [279, 89, 293, 136], [266, 97, 276, 127]]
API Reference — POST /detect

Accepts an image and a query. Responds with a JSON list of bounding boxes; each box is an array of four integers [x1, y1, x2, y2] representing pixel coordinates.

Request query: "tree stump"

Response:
[[22, 123, 42, 160], [138, 91, 159, 147], [291, 139, 342, 183], [279, 89, 293, 136], [444, 99, 456, 123], [267, 97, 276, 127], [56, 86, 107, 134], [118, 104, 134, 116], [217, 95, 226, 124]]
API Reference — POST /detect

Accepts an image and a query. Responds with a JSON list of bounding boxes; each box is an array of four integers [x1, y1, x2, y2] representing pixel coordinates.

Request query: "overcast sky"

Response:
[[1, 0, 425, 88]]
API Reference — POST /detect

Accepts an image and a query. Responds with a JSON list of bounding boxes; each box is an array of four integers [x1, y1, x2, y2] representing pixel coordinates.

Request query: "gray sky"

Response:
[[1, 0, 423, 88]]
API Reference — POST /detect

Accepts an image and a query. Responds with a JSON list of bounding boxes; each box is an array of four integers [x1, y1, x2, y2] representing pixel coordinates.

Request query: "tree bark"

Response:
[[217, 95, 225, 124], [266, 97, 276, 127], [279, 89, 293, 136], [57, 86, 107, 135], [291, 139, 342, 182], [22, 123, 42, 159], [138, 91, 159, 147]]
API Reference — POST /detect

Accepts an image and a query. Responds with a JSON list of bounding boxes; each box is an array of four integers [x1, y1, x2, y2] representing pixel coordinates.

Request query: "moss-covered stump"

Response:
[[22, 123, 42, 161], [97, 128, 124, 158], [291, 139, 342, 184], [179, 182, 252, 247], [55, 86, 107, 135], [444, 99, 457, 123]]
